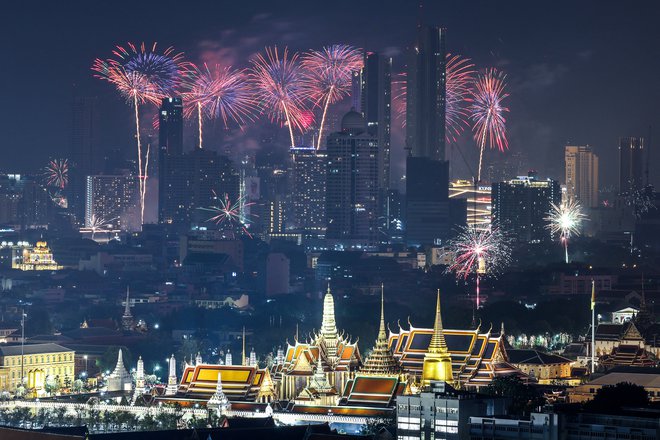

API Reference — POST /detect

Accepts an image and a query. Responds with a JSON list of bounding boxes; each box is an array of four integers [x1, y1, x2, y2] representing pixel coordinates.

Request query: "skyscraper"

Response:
[[491, 172, 561, 243], [158, 97, 184, 225], [357, 52, 392, 192], [565, 145, 599, 208], [325, 110, 379, 247], [406, 157, 465, 247], [405, 25, 447, 161], [69, 96, 101, 224], [290, 146, 326, 232], [618, 137, 646, 194]]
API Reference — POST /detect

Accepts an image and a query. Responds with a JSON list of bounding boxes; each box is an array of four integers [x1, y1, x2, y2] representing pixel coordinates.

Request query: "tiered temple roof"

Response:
[[360, 286, 402, 376], [389, 320, 522, 388]]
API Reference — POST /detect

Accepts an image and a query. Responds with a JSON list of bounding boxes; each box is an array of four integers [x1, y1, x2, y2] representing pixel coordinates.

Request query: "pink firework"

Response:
[[199, 191, 256, 238], [44, 159, 69, 189], [250, 46, 308, 147], [183, 63, 256, 148], [468, 68, 509, 182], [391, 53, 475, 144], [301, 45, 363, 149]]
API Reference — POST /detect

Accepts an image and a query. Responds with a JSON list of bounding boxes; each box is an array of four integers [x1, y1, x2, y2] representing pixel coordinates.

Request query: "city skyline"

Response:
[[1, 0, 659, 189]]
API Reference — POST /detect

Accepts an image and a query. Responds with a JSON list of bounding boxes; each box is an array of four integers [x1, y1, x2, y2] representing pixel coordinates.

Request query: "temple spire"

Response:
[[242, 326, 246, 366], [421, 290, 453, 387], [378, 283, 387, 342], [361, 284, 402, 376], [321, 284, 338, 337], [428, 289, 449, 353]]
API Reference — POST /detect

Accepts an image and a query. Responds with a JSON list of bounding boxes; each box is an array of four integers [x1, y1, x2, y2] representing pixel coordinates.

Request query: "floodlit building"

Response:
[[0, 343, 75, 395], [12, 241, 62, 271], [565, 145, 599, 208]]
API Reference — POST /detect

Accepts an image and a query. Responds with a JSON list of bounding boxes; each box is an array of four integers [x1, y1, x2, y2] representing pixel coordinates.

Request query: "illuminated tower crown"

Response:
[[165, 354, 177, 396], [361, 285, 402, 375], [421, 290, 454, 387]]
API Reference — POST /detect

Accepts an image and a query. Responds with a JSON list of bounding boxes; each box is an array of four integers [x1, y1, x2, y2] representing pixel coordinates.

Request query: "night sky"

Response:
[[2, 0, 659, 188]]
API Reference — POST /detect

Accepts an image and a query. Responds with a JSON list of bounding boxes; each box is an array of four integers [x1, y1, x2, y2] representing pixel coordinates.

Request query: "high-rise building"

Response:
[[406, 157, 465, 247], [406, 25, 447, 161], [158, 97, 184, 225], [565, 145, 599, 208], [356, 52, 392, 192], [618, 137, 646, 194], [325, 110, 379, 247], [85, 174, 139, 231], [69, 96, 101, 224], [290, 146, 326, 232], [491, 172, 561, 243]]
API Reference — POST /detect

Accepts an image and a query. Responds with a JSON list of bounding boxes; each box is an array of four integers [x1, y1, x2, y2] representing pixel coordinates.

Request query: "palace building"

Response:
[[271, 286, 362, 400], [0, 343, 74, 395], [389, 293, 523, 389]]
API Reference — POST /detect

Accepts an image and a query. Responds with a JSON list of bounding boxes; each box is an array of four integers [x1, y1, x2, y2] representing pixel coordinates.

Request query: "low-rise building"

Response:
[[0, 343, 75, 395], [569, 368, 660, 403], [507, 349, 573, 384]]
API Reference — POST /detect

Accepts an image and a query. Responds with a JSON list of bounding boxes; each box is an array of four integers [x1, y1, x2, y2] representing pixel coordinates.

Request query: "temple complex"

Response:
[[271, 285, 362, 400], [12, 241, 62, 271]]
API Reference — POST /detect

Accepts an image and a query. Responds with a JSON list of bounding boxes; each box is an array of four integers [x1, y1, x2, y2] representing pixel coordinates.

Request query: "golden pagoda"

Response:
[[421, 290, 453, 387], [13, 241, 62, 271], [361, 285, 402, 376]]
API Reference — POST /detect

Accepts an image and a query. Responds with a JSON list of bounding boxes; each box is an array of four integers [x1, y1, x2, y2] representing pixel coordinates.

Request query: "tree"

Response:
[[484, 376, 545, 416], [585, 382, 650, 413]]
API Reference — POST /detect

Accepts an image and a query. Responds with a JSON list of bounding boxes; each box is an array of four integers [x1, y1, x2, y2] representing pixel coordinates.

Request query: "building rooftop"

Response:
[[507, 349, 572, 365], [0, 343, 74, 356]]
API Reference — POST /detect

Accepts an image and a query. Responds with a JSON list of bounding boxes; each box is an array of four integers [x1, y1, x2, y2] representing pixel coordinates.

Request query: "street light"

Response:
[[83, 355, 88, 376]]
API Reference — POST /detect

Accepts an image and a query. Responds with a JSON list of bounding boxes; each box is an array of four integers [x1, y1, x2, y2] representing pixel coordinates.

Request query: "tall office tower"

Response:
[[20, 178, 51, 229], [357, 52, 392, 192], [618, 137, 646, 194], [69, 96, 101, 224], [406, 157, 466, 246], [291, 146, 326, 232], [405, 25, 447, 161], [0, 174, 24, 225], [85, 174, 139, 231], [325, 110, 379, 246], [385, 189, 404, 240], [491, 172, 561, 243], [158, 97, 184, 224], [565, 145, 599, 208]]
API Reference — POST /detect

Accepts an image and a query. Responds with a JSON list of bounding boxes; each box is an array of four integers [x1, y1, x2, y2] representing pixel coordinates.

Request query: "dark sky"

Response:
[[2, 0, 659, 188]]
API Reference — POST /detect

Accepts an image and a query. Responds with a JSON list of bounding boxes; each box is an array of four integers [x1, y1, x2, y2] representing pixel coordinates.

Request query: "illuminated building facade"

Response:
[[12, 241, 62, 271], [491, 172, 561, 243], [290, 147, 326, 232], [85, 174, 139, 231], [449, 180, 492, 231], [325, 111, 379, 247], [0, 343, 75, 395], [565, 145, 599, 208]]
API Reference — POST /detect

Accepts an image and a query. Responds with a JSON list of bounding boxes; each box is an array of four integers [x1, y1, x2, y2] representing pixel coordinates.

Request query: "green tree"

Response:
[[485, 376, 545, 416], [585, 382, 650, 413]]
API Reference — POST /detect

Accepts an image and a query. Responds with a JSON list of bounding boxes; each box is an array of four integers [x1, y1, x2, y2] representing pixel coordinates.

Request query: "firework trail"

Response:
[[545, 198, 587, 263], [199, 191, 256, 238], [250, 46, 308, 147], [44, 159, 69, 189], [391, 54, 475, 144], [468, 68, 509, 182], [92, 42, 189, 226], [301, 45, 362, 149], [444, 225, 512, 307]]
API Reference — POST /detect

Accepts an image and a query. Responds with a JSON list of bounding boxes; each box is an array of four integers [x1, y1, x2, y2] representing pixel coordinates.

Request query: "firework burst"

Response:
[[545, 198, 587, 263], [85, 214, 118, 239], [199, 191, 256, 238], [445, 225, 512, 308], [44, 159, 69, 189], [183, 63, 257, 148], [468, 68, 509, 182], [92, 42, 189, 226], [625, 184, 656, 219], [301, 45, 362, 149], [250, 46, 308, 147]]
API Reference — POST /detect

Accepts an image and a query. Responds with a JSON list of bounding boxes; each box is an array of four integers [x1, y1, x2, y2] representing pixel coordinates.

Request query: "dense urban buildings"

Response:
[[1, 3, 659, 439]]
